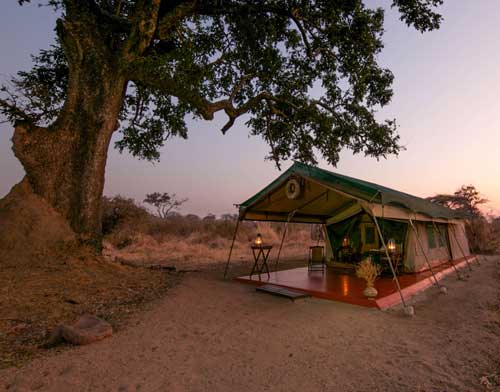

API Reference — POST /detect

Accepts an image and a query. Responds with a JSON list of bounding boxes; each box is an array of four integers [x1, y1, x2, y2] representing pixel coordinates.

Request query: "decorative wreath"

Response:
[[285, 178, 302, 200]]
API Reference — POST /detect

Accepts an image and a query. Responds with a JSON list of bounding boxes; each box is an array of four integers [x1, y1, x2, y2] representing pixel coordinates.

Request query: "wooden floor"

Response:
[[235, 256, 476, 309]]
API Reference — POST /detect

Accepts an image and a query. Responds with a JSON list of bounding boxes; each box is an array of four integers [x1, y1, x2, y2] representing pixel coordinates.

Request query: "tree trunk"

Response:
[[11, 62, 127, 249], [2, 3, 161, 252]]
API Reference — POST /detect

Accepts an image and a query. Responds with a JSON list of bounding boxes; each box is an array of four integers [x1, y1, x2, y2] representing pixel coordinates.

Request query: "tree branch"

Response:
[[0, 98, 36, 124], [121, 0, 162, 60], [289, 9, 312, 58], [85, 0, 132, 32]]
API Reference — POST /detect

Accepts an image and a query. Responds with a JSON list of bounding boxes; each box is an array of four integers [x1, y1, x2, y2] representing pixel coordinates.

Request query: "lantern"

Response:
[[387, 238, 396, 253], [255, 233, 263, 246], [342, 235, 350, 248]]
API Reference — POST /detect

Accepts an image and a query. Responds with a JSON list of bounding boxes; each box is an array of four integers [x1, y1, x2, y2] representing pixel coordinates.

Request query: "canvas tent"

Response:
[[228, 162, 471, 275]]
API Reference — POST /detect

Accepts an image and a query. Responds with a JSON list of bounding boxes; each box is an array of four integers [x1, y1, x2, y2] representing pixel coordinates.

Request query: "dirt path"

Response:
[[1, 258, 498, 392]]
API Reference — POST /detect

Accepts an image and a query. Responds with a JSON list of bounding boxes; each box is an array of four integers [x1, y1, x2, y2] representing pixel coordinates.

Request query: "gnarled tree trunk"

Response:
[[11, 52, 127, 249], [2, 2, 161, 251]]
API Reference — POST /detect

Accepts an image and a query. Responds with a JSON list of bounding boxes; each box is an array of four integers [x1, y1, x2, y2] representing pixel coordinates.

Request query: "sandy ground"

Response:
[[0, 257, 498, 392]]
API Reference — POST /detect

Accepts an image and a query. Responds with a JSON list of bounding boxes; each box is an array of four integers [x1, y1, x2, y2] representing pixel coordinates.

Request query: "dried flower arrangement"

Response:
[[355, 258, 381, 288]]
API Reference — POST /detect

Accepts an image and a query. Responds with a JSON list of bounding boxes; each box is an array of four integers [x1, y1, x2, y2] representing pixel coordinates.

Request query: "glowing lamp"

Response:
[[255, 233, 263, 246], [342, 235, 350, 248], [387, 238, 396, 253]]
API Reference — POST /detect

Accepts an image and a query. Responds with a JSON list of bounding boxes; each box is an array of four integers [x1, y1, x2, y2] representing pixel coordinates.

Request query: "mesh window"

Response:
[[426, 224, 437, 249], [365, 226, 376, 244], [437, 225, 447, 247]]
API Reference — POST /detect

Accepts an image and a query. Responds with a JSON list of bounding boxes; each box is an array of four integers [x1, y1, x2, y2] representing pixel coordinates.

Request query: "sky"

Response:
[[1, 1, 499, 217]]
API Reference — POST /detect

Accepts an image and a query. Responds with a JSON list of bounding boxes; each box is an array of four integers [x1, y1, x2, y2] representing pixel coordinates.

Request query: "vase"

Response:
[[363, 285, 378, 298]]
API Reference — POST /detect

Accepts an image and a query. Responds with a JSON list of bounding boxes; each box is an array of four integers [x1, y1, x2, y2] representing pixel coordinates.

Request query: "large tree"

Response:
[[0, 0, 443, 248], [427, 185, 490, 252], [427, 185, 488, 219]]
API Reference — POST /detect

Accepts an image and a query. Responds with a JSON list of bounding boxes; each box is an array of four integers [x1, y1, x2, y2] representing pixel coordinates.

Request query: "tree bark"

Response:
[[3, 2, 161, 251], [12, 63, 127, 249]]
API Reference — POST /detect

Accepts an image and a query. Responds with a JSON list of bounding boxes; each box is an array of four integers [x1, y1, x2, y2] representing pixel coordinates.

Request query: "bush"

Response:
[[101, 195, 150, 235], [465, 217, 496, 254]]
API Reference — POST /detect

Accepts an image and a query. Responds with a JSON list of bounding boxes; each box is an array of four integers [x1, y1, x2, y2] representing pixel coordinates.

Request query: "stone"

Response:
[[43, 314, 112, 347], [404, 306, 415, 317]]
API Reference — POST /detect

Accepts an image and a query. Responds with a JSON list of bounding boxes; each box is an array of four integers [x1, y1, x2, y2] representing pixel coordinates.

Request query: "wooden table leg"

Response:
[[250, 248, 261, 277], [258, 248, 271, 277]]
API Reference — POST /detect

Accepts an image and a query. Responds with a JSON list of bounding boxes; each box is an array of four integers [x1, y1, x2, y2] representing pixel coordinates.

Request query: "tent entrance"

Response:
[[326, 212, 408, 272]]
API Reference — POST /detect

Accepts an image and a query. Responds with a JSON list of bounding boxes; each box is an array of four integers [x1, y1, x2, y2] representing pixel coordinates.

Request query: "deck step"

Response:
[[256, 284, 311, 301]]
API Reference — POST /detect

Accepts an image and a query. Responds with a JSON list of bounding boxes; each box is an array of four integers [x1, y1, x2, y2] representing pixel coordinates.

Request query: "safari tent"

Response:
[[227, 162, 472, 276]]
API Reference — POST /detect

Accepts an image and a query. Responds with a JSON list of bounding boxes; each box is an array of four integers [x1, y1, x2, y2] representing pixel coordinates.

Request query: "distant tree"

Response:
[[144, 192, 188, 219], [203, 214, 217, 222], [221, 213, 238, 221], [427, 185, 488, 219], [491, 216, 500, 233], [0, 0, 444, 250], [185, 214, 201, 222], [310, 224, 324, 242], [428, 185, 490, 252]]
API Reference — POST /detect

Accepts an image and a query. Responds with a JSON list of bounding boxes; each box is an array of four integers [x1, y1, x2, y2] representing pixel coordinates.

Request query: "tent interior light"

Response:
[[388, 238, 396, 252]]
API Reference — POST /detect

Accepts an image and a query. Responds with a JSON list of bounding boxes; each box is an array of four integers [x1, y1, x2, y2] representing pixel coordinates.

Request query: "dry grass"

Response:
[[102, 196, 321, 269], [104, 221, 317, 270]]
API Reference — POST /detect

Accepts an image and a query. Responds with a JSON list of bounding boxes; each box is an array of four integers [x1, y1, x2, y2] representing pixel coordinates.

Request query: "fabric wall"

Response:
[[448, 222, 471, 260], [327, 216, 471, 272], [405, 222, 453, 272]]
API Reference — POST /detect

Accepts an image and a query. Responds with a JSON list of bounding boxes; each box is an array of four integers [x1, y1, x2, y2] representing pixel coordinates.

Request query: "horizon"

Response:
[[1, 1, 499, 217]]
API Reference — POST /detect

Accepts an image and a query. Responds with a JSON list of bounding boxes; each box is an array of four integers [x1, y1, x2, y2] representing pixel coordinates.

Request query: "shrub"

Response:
[[465, 217, 495, 254], [101, 195, 150, 235]]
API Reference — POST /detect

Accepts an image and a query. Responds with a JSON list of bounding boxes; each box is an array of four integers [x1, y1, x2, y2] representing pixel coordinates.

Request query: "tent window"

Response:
[[365, 226, 376, 245], [426, 224, 436, 249], [437, 225, 447, 247]]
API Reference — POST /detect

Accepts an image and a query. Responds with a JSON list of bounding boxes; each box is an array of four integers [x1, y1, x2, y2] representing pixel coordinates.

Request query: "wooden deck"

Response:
[[235, 256, 476, 309]]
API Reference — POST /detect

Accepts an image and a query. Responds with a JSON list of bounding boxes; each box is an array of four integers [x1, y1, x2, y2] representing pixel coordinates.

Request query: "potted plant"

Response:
[[355, 258, 381, 298]]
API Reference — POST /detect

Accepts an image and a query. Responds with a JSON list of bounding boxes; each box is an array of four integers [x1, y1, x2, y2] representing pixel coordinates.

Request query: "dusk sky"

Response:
[[1, 1, 499, 217]]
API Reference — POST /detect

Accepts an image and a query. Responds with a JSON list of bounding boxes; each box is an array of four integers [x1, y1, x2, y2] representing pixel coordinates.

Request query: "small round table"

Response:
[[250, 244, 272, 278]]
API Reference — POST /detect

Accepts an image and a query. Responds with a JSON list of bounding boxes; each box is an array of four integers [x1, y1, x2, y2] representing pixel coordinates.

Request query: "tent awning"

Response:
[[238, 162, 463, 223]]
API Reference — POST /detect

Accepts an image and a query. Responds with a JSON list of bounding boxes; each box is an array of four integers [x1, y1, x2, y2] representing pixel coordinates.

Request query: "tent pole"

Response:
[[223, 218, 241, 279], [432, 221, 462, 280], [370, 213, 409, 310], [409, 219, 444, 290], [450, 224, 473, 271], [275, 211, 295, 271]]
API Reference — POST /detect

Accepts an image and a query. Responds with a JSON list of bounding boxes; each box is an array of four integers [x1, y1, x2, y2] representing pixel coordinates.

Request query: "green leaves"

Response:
[[116, 84, 189, 161], [392, 0, 443, 32], [2, 0, 443, 167], [0, 43, 67, 125]]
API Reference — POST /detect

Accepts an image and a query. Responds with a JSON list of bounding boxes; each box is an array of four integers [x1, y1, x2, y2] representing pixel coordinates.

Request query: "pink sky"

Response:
[[1, 1, 499, 217]]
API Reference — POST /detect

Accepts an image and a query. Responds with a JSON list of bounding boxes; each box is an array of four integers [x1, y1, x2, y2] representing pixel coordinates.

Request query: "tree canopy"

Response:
[[2, 0, 443, 167], [427, 185, 488, 219], [144, 192, 188, 218]]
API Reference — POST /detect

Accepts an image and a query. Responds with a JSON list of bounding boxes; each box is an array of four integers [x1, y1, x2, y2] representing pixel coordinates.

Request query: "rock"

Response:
[[404, 306, 415, 317], [43, 314, 112, 347]]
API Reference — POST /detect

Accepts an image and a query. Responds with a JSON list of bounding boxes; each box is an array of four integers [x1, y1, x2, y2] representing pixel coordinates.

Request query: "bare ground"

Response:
[[0, 254, 178, 369], [0, 256, 498, 392]]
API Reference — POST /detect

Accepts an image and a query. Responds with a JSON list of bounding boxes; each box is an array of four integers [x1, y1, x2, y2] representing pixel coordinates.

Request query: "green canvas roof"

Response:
[[239, 162, 462, 220]]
